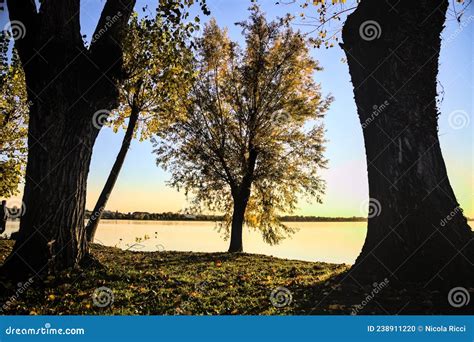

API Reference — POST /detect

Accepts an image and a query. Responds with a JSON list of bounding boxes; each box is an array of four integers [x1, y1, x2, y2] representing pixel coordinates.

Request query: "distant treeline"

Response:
[[85, 210, 220, 221], [279, 215, 367, 222], [85, 210, 370, 222]]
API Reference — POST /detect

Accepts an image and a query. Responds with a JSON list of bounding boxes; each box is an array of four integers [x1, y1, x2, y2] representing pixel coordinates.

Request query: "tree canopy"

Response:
[[0, 33, 28, 197], [154, 6, 332, 245], [85, 10, 199, 242], [106, 11, 196, 139]]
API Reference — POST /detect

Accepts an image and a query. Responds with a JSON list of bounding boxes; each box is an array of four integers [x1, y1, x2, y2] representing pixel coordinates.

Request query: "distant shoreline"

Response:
[[84, 210, 369, 222], [4, 210, 472, 223], [83, 210, 474, 223], [94, 217, 369, 223]]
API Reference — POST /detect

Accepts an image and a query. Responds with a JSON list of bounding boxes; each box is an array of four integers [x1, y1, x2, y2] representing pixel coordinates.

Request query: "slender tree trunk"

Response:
[[341, 0, 473, 285], [1, 0, 136, 278], [228, 148, 257, 253], [86, 106, 140, 242], [228, 194, 248, 253]]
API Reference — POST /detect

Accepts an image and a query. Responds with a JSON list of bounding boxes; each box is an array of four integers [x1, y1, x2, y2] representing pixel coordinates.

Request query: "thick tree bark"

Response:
[[341, 0, 473, 285], [1, 0, 136, 278], [86, 106, 140, 242]]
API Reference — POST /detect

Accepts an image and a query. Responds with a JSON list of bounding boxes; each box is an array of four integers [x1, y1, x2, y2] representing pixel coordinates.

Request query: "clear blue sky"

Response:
[[1, 0, 472, 217]]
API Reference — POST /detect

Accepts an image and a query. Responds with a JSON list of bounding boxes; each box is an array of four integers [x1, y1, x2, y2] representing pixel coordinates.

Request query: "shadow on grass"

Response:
[[290, 267, 473, 315], [1, 241, 472, 315]]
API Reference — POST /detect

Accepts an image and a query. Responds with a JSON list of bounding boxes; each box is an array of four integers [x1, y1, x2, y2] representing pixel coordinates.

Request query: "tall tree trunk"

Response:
[[228, 149, 257, 253], [86, 106, 140, 242], [228, 194, 248, 253], [341, 0, 473, 285], [1, 0, 136, 278], [4, 100, 97, 275]]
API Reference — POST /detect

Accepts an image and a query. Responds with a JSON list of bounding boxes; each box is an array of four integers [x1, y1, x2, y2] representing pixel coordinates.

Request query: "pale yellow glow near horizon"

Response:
[[3, 158, 472, 218], [85, 157, 473, 218]]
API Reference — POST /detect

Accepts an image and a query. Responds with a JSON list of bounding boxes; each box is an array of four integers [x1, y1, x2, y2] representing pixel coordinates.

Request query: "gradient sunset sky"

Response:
[[2, 0, 473, 217]]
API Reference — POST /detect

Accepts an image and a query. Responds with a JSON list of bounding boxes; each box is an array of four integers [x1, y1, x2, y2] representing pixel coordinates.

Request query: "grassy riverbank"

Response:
[[0, 240, 469, 315]]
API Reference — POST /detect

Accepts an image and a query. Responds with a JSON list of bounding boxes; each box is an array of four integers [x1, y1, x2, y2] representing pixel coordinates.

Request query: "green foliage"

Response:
[[108, 8, 198, 140], [156, 0, 210, 25], [0, 33, 28, 197], [154, 6, 333, 245]]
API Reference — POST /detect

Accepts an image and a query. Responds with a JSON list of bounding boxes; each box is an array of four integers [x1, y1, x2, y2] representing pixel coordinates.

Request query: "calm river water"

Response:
[[4, 220, 472, 264]]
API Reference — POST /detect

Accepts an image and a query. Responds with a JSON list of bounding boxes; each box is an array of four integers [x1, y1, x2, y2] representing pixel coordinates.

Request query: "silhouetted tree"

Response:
[[291, 0, 473, 285], [154, 7, 332, 252], [86, 13, 196, 242], [1, 0, 137, 277], [340, 0, 473, 284], [2, 0, 208, 277]]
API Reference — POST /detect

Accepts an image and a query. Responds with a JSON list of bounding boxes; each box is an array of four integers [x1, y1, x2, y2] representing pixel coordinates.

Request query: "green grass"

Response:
[[0, 240, 467, 315]]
